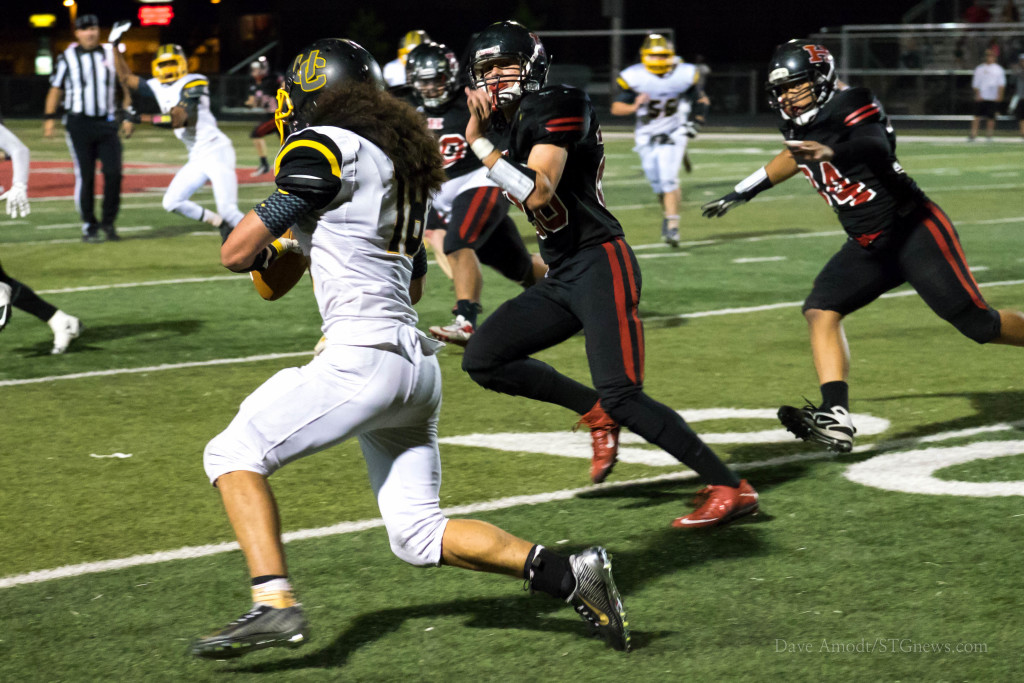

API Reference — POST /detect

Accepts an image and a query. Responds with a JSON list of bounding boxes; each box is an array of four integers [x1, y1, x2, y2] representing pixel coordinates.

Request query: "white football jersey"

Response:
[[281, 126, 424, 347], [382, 58, 406, 86], [617, 62, 700, 141], [145, 73, 231, 156]]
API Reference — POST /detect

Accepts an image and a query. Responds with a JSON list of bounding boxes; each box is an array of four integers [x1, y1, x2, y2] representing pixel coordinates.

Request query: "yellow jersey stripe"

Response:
[[275, 139, 341, 179]]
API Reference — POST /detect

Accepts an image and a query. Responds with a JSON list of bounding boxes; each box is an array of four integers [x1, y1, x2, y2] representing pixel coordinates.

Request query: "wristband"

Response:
[[734, 166, 772, 199], [470, 137, 496, 160], [486, 157, 537, 204]]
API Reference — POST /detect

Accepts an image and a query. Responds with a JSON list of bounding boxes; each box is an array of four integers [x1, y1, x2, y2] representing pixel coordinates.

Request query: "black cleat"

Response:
[[567, 546, 631, 651], [191, 604, 308, 660], [100, 224, 121, 241], [778, 403, 855, 453]]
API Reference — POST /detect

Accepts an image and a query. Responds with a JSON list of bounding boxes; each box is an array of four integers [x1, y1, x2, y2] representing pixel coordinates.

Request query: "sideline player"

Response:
[[611, 34, 709, 247], [190, 38, 629, 659], [244, 56, 283, 176], [399, 42, 545, 345], [0, 123, 81, 353], [459, 21, 758, 526], [702, 40, 1024, 452], [114, 44, 244, 232], [382, 29, 430, 87]]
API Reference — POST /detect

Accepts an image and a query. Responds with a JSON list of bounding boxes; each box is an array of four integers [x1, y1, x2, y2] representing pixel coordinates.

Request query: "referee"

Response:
[[43, 14, 134, 242]]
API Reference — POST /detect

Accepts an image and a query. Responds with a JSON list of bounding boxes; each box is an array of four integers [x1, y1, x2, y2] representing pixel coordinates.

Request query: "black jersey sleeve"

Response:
[[275, 129, 345, 210], [831, 122, 892, 167], [835, 87, 884, 130], [520, 86, 592, 147]]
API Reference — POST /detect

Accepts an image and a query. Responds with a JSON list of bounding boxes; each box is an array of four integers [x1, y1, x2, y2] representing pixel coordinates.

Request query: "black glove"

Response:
[[700, 191, 747, 218]]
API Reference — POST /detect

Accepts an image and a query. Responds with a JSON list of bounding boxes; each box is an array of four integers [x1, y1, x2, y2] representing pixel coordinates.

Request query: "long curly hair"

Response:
[[304, 82, 446, 199]]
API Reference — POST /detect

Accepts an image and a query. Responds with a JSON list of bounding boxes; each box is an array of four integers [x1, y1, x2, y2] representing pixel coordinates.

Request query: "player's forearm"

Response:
[[114, 52, 140, 91], [610, 101, 636, 116], [44, 88, 62, 116], [765, 150, 799, 185], [221, 210, 277, 271]]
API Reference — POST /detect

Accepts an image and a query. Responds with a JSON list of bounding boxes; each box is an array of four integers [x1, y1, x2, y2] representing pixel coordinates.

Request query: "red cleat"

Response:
[[576, 400, 620, 484], [671, 479, 759, 529]]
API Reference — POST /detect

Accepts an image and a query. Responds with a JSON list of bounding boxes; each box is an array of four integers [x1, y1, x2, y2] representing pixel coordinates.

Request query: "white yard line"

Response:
[[3, 419, 1016, 590]]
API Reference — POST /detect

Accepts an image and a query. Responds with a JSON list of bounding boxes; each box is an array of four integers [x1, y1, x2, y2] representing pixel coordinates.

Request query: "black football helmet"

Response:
[[765, 39, 837, 126], [406, 42, 460, 110], [274, 38, 385, 143], [466, 20, 549, 109]]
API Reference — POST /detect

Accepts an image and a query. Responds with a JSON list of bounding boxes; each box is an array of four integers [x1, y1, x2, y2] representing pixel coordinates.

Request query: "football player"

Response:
[[460, 21, 757, 527], [382, 29, 430, 86], [702, 40, 1024, 452], [244, 56, 284, 176], [0, 121, 81, 353], [113, 44, 244, 233], [399, 42, 546, 345], [190, 38, 630, 659], [611, 34, 709, 247]]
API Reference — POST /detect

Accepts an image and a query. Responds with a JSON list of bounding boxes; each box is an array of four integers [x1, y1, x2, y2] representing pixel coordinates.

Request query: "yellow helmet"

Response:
[[640, 34, 676, 75], [397, 30, 430, 64], [152, 44, 188, 84]]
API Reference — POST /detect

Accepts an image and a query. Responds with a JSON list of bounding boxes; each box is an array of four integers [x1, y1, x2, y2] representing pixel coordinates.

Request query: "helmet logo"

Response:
[[802, 45, 831, 64], [296, 49, 328, 92]]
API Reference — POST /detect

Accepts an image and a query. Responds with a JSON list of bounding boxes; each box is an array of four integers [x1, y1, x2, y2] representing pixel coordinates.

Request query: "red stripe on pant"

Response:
[[921, 203, 987, 309], [614, 239, 645, 382], [602, 239, 643, 384], [465, 187, 499, 244], [457, 187, 492, 242]]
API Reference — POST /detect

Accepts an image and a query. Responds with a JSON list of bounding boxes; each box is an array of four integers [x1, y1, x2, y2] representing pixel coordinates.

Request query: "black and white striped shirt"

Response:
[[50, 43, 118, 118]]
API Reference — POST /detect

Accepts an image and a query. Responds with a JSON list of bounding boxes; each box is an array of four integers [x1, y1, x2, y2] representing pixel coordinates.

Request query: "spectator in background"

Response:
[[963, 0, 992, 23], [970, 48, 1006, 141], [998, 0, 1020, 23], [244, 57, 283, 177]]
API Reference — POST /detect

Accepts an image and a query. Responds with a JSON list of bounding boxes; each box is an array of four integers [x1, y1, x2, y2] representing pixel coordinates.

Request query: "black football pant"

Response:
[[66, 115, 122, 228], [0, 259, 56, 321], [463, 237, 739, 486]]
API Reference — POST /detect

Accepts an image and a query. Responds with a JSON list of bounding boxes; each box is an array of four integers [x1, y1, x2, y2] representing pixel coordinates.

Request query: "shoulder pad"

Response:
[[834, 87, 883, 128], [275, 128, 344, 209], [520, 86, 591, 145], [180, 77, 210, 99]]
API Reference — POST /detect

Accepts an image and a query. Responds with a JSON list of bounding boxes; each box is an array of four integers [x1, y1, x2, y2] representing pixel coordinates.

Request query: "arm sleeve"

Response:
[[0, 125, 29, 186], [275, 129, 347, 210], [253, 190, 315, 238], [411, 244, 428, 280], [134, 79, 156, 102], [614, 76, 637, 104], [831, 123, 892, 167]]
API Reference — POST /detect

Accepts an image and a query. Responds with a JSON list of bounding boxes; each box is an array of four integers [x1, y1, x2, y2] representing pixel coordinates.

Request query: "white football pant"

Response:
[[162, 139, 245, 226], [637, 132, 689, 194], [204, 332, 448, 567]]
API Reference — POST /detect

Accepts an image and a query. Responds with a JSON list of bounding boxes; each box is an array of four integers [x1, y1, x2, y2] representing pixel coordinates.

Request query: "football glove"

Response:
[[700, 191, 746, 219], [251, 237, 301, 271], [0, 182, 30, 218], [683, 120, 702, 139], [108, 20, 131, 45]]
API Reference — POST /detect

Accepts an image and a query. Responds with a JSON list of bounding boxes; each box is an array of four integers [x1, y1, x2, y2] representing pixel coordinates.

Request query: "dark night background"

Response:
[[10, 0, 921, 71]]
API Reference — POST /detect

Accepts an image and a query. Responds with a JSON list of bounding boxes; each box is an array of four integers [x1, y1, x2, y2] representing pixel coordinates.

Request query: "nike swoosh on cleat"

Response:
[[677, 516, 720, 525], [579, 597, 610, 625]]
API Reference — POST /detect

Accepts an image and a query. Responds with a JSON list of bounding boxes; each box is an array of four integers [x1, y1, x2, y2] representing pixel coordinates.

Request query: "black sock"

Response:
[[251, 574, 288, 586], [456, 299, 482, 327], [523, 545, 575, 600], [7, 277, 57, 322], [259, 156, 268, 166], [820, 381, 849, 410]]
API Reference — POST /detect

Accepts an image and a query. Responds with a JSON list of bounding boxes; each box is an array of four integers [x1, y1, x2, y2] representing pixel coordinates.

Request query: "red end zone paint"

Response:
[[0, 161, 271, 199]]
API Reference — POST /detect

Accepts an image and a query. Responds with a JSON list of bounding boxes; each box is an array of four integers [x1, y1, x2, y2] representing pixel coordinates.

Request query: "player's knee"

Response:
[[596, 385, 644, 424], [385, 510, 447, 567], [162, 193, 182, 213], [657, 179, 679, 193], [202, 433, 269, 485], [949, 306, 1001, 344]]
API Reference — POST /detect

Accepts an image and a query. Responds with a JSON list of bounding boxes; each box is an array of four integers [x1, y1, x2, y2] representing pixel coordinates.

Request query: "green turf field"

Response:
[[1, 119, 1022, 681]]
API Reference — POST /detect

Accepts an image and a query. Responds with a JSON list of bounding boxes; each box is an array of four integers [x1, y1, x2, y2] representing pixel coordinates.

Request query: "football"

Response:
[[250, 230, 310, 301]]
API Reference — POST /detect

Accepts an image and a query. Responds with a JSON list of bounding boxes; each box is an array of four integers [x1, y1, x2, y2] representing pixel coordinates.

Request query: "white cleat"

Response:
[[428, 315, 474, 346], [0, 281, 12, 332], [48, 310, 82, 354], [202, 209, 224, 228]]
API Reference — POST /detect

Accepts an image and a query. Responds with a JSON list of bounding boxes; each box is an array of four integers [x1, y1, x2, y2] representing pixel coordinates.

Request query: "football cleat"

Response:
[[100, 223, 121, 241], [567, 546, 630, 652], [201, 209, 224, 228], [47, 310, 81, 354], [190, 604, 308, 660], [575, 400, 620, 484], [0, 281, 11, 333], [777, 403, 855, 453], [672, 479, 759, 529], [661, 218, 679, 248], [428, 315, 474, 346], [82, 224, 102, 243], [251, 161, 271, 177]]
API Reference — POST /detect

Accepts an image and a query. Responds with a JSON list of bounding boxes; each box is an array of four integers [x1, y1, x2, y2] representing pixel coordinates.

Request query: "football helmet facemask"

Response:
[[274, 38, 386, 143], [152, 44, 188, 84], [397, 30, 431, 65], [406, 42, 460, 109], [468, 21, 549, 110], [766, 39, 837, 126], [640, 34, 676, 75]]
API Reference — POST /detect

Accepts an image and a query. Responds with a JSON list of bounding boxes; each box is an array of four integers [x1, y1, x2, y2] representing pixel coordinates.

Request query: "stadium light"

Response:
[[62, 0, 74, 7]]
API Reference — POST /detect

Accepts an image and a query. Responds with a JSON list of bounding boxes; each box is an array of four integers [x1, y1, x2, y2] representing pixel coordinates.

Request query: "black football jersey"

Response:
[[506, 85, 624, 265], [781, 87, 927, 236]]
